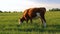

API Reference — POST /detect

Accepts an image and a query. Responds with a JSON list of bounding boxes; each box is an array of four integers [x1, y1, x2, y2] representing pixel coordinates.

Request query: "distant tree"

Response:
[[9, 11, 11, 13], [13, 11, 17, 13], [4, 11, 8, 13], [0, 10, 3, 13]]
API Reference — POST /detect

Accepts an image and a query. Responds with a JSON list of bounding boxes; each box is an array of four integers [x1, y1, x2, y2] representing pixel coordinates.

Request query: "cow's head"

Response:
[[19, 17, 25, 24]]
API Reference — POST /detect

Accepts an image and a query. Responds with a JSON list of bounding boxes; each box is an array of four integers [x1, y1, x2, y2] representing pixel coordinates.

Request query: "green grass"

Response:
[[0, 11, 60, 34]]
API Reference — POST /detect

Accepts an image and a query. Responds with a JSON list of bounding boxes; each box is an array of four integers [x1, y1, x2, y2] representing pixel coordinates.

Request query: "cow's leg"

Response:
[[40, 17, 43, 24], [26, 19, 29, 23], [30, 18, 32, 23], [40, 15, 46, 27]]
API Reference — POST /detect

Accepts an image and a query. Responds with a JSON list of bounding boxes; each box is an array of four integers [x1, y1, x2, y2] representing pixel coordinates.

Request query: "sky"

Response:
[[0, 0, 60, 11]]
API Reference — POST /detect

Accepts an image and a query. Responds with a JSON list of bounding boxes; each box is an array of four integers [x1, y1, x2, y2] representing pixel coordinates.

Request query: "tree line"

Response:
[[0, 8, 60, 13], [49, 8, 60, 11], [0, 10, 22, 13]]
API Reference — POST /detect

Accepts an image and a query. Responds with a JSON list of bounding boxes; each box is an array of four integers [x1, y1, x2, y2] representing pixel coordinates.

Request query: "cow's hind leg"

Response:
[[40, 15, 46, 28]]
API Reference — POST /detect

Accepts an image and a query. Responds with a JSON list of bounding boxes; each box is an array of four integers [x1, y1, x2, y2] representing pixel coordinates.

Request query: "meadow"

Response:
[[0, 11, 60, 34]]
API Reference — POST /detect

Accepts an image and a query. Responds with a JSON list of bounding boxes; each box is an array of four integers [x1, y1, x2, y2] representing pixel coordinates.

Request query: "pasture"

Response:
[[0, 11, 60, 34]]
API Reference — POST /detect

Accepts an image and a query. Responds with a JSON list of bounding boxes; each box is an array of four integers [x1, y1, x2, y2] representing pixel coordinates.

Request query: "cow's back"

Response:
[[28, 7, 46, 18]]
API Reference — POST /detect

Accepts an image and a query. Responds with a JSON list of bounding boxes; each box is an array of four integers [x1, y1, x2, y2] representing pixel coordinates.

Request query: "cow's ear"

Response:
[[18, 18, 22, 25], [18, 17, 21, 23], [19, 17, 21, 19]]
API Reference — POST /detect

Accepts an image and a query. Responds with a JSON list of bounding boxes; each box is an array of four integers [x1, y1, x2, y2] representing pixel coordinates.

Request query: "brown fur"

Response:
[[20, 7, 46, 24]]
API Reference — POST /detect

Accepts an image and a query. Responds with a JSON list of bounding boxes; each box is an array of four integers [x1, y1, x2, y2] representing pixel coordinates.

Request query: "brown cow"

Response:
[[19, 7, 46, 27]]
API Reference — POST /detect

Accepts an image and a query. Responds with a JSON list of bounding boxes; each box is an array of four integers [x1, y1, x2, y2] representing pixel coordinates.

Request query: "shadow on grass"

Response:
[[47, 25, 60, 28], [17, 23, 60, 32], [0, 23, 60, 32]]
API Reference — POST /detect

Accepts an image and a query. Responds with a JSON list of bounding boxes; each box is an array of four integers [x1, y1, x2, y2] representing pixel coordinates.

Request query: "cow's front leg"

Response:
[[26, 19, 29, 23], [30, 18, 32, 23]]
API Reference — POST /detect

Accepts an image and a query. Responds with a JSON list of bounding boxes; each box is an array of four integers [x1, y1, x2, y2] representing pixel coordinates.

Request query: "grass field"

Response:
[[0, 11, 60, 34]]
